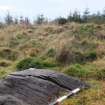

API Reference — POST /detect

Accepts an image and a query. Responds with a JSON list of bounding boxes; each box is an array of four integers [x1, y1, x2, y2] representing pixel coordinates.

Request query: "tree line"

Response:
[[1, 8, 105, 26], [56, 8, 105, 25]]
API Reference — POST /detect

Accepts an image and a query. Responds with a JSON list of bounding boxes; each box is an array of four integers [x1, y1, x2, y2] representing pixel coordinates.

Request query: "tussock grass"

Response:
[[0, 23, 105, 105]]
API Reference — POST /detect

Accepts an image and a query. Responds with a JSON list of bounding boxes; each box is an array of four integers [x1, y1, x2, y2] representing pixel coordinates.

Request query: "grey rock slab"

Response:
[[0, 68, 88, 105]]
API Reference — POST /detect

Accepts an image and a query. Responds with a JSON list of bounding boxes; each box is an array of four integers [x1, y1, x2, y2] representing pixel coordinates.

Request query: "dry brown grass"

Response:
[[0, 23, 105, 105], [63, 80, 105, 105]]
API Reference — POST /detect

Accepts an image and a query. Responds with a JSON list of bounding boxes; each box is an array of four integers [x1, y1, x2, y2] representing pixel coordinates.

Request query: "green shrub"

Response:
[[79, 25, 95, 35], [16, 58, 42, 70], [64, 64, 91, 78], [85, 51, 97, 61], [55, 17, 67, 25], [16, 57, 57, 70], [47, 48, 56, 57]]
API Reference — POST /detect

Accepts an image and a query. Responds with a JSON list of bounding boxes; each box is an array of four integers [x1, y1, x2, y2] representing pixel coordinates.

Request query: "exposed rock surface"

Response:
[[0, 68, 88, 105]]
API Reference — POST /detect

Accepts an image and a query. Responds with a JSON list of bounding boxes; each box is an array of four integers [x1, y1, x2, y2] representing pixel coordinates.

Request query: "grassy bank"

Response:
[[0, 23, 105, 105]]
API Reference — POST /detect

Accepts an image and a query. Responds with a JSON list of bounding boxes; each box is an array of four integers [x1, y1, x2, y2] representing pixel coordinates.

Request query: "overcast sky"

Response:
[[0, 0, 105, 20]]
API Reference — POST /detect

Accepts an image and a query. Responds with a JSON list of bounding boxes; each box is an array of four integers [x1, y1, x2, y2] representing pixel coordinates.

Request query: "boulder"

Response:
[[0, 68, 88, 105]]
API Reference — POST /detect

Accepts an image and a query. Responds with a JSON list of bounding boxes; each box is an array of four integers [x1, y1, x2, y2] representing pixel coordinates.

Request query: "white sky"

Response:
[[0, 0, 105, 20]]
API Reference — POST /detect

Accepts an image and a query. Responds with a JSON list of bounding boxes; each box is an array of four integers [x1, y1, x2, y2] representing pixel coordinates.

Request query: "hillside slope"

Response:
[[0, 23, 105, 105]]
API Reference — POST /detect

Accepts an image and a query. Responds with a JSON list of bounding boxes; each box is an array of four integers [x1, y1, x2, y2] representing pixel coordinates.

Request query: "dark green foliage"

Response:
[[35, 14, 46, 24], [72, 11, 82, 23], [5, 13, 13, 25], [64, 64, 91, 78], [83, 8, 90, 23], [55, 17, 67, 25], [16, 58, 42, 70], [85, 51, 97, 61], [47, 48, 56, 57], [67, 8, 105, 24], [16, 58, 57, 70], [67, 11, 82, 23]]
